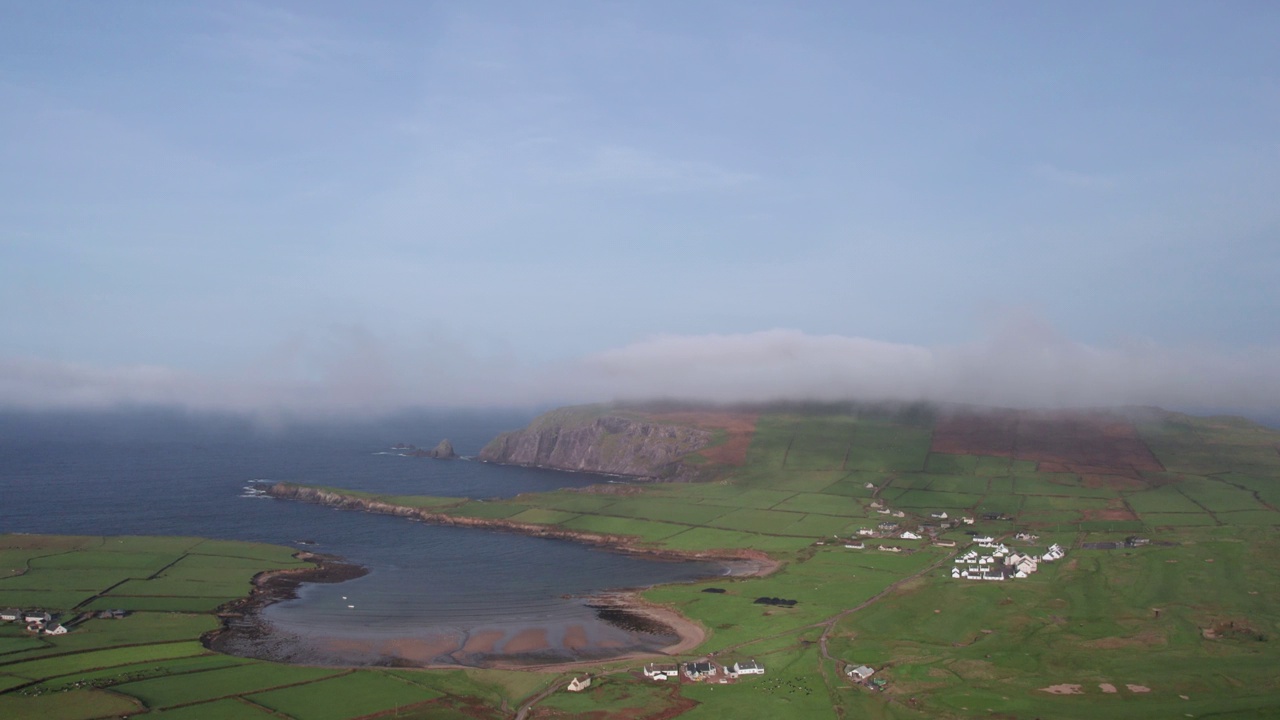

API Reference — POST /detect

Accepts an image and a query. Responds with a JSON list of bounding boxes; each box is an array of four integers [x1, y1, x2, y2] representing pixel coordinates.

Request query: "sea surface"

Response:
[[0, 409, 724, 665]]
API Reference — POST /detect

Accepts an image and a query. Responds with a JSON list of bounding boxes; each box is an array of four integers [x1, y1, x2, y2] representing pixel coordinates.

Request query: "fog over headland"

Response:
[[3, 321, 1277, 422]]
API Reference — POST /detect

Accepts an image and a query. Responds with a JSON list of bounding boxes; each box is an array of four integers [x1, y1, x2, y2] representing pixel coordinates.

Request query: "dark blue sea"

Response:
[[0, 408, 723, 666]]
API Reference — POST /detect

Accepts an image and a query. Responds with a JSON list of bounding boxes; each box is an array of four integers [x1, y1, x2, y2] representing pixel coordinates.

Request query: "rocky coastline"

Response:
[[203, 551, 368, 655], [264, 482, 778, 573]]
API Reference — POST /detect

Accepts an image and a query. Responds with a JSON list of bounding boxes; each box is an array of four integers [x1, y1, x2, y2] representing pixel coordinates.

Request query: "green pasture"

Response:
[[558, 514, 688, 542], [925, 474, 990, 494], [1175, 477, 1268, 512], [593, 497, 734, 525], [893, 489, 983, 509], [449, 500, 528, 519], [766, 470, 848, 493], [1125, 486, 1204, 514], [926, 452, 979, 474], [0, 688, 143, 720], [34, 654, 247, 692], [537, 675, 680, 715], [148, 698, 283, 720], [247, 670, 441, 720], [506, 507, 580, 525], [2, 642, 210, 681], [771, 492, 867, 517], [116, 662, 344, 709]]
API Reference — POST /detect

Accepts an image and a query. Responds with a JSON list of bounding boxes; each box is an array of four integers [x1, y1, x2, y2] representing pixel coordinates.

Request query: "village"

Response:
[[0, 607, 128, 635], [562, 655, 890, 697], [833, 505, 1070, 583]]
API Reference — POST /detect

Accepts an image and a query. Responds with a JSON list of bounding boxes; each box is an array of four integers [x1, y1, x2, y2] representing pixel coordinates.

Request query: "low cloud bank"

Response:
[[2, 327, 1279, 419], [580, 329, 1280, 413]]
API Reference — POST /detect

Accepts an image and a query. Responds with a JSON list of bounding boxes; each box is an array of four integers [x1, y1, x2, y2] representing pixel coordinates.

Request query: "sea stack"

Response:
[[427, 439, 456, 459]]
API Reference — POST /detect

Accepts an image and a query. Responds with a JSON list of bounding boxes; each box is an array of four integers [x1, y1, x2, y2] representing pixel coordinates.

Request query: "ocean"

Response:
[[0, 408, 724, 665]]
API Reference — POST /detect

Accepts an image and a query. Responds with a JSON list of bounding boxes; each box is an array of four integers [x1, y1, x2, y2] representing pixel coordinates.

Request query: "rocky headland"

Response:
[[477, 406, 716, 481]]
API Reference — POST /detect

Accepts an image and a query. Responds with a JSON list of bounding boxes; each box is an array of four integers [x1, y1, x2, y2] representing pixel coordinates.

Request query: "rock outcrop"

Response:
[[478, 406, 713, 480], [427, 439, 456, 459]]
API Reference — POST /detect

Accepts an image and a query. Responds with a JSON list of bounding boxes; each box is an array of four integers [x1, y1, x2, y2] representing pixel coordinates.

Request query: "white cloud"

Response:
[[3, 325, 1279, 418], [574, 326, 1280, 413]]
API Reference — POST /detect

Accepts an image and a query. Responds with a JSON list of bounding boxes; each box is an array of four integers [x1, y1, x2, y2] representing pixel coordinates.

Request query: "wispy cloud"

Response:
[[567, 145, 759, 192], [193, 2, 378, 81]]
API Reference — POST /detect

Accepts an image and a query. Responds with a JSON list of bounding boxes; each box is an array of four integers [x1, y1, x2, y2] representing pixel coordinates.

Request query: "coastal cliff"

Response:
[[477, 406, 714, 480]]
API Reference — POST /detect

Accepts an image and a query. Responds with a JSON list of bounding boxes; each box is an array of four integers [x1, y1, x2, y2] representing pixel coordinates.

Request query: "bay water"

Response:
[[0, 409, 723, 665]]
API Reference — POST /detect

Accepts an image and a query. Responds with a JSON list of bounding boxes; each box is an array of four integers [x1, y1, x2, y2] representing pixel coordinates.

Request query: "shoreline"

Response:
[[203, 551, 369, 653], [242, 482, 780, 671], [266, 482, 781, 575]]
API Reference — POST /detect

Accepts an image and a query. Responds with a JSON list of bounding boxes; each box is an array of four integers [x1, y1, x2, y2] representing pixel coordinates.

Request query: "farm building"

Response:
[[0, 609, 20, 622], [847, 665, 875, 681], [566, 676, 592, 692]]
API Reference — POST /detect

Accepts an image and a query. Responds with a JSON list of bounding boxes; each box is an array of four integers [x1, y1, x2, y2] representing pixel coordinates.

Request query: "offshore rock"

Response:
[[427, 439, 456, 459], [477, 406, 713, 481]]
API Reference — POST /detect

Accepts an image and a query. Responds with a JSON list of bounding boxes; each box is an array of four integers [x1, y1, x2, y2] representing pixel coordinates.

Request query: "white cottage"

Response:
[[566, 676, 592, 692]]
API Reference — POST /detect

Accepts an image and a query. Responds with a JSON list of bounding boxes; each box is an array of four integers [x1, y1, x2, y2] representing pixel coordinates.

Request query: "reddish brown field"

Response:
[[647, 410, 759, 466], [931, 409, 1164, 479]]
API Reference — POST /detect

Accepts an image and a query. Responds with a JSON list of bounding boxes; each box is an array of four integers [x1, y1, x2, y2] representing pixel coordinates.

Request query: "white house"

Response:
[[930, 511, 949, 520], [684, 661, 716, 679], [0, 609, 20, 622], [566, 676, 592, 692], [644, 663, 679, 680], [23, 611, 50, 625], [44, 624, 69, 635], [732, 660, 765, 675], [900, 531, 922, 540], [847, 665, 875, 681]]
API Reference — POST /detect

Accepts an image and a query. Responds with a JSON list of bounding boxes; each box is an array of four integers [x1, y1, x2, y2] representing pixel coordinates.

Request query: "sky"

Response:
[[2, 1, 1278, 418]]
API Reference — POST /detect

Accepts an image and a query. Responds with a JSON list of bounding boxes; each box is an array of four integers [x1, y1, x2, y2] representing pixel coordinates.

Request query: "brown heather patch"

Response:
[[931, 410, 1163, 479], [647, 410, 759, 466], [1081, 627, 1166, 650]]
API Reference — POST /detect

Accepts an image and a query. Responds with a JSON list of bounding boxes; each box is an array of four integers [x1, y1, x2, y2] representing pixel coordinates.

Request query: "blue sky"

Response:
[[2, 2, 1278, 415]]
